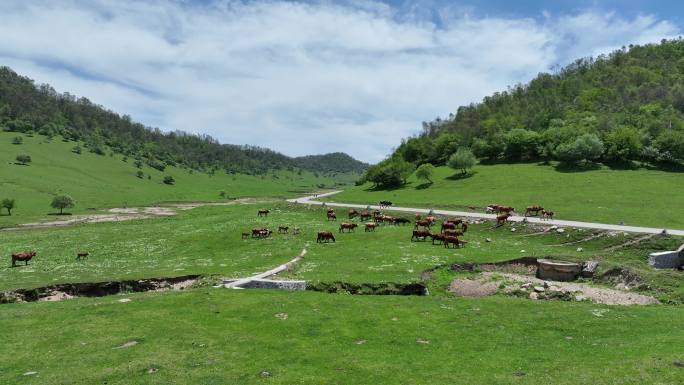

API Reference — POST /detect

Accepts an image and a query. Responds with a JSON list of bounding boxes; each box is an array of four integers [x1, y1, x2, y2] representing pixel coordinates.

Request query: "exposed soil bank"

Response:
[[307, 281, 427, 296], [0, 275, 200, 304]]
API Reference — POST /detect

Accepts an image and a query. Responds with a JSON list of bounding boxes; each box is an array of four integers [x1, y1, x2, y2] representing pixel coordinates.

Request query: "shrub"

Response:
[[12, 136, 23, 145], [447, 148, 477, 175], [136, 170, 144, 178], [15, 154, 31, 165], [163, 175, 175, 185], [72, 145, 82, 154]]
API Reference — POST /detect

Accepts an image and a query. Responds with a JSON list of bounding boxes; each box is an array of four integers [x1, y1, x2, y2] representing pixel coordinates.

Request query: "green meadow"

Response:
[[0, 131, 356, 227], [2, 202, 683, 300], [1, 289, 684, 385], [325, 164, 684, 229]]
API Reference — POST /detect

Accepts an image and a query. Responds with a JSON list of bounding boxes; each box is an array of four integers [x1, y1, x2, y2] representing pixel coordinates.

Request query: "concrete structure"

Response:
[[223, 278, 306, 290], [648, 244, 684, 269], [536, 259, 583, 281], [223, 249, 307, 290]]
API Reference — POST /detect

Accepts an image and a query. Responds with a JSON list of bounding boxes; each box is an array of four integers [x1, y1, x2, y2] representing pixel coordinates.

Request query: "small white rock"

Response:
[[556, 228, 565, 233], [118, 298, 131, 303], [576, 247, 583, 252]]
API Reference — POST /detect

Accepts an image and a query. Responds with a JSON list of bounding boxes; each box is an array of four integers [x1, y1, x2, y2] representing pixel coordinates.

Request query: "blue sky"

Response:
[[0, 0, 681, 162]]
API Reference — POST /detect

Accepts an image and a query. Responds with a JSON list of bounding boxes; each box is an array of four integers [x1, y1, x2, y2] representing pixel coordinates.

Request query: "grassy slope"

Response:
[[0, 131, 356, 227], [326, 164, 684, 229], [1, 289, 683, 385], [2, 202, 683, 301]]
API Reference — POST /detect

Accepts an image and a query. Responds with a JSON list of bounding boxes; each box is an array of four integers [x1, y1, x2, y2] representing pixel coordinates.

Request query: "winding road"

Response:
[[288, 191, 684, 236]]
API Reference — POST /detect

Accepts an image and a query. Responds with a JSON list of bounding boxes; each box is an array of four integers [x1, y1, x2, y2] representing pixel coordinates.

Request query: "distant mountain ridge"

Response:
[[0, 66, 367, 175], [293, 152, 368, 174]]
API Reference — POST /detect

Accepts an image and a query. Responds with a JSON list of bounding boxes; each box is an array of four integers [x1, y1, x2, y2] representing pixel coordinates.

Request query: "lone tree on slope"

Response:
[[51, 195, 75, 215], [1, 198, 15, 215]]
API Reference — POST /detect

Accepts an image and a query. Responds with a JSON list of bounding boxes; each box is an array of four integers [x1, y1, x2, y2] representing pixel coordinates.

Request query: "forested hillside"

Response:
[[0, 67, 367, 175], [366, 39, 684, 187], [293, 152, 368, 174]]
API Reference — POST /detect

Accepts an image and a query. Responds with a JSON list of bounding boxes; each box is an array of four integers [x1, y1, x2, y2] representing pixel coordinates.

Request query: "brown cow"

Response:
[[11, 251, 36, 267], [76, 252, 89, 260], [411, 230, 431, 241], [360, 211, 372, 221], [443, 229, 465, 237], [441, 221, 457, 231], [339, 223, 358, 233], [414, 219, 432, 229], [394, 218, 411, 225], [327, 208, 335, 214], [257, 209, 270, 217], [525, 205, 544, 217], [348, 210, 359, 219], [241, 232, 250, 239], [425, 215, 438, 224], [327, 212, 337, 221], [278, 226, 289, 234], [542, 210, 554, 220], [415, 213, 422, 221], [317, 231, 336, 243], [430, 233, 446, 245], [252, 227, 272, 238], [444, 236, 467, 248], [496, 213, 511, 226], [497, 206, 515, 214], [365, 223, 379, 232]]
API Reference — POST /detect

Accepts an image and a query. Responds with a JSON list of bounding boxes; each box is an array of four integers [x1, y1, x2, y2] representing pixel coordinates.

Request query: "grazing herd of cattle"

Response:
[[245, 201, 556, 251], [9, 201, 556, 267]]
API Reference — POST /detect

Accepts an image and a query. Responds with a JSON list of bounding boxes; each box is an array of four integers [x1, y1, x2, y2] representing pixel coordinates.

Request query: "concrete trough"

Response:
[[222, 278, 306, 291], [536, 259, 583, 281]]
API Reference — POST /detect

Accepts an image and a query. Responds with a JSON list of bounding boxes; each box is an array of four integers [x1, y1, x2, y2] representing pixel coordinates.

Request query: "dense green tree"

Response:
[[654, 130, 684, 162], [363, 157, 414, 188], [554, 134, 604, 165], [1, 198, 15, 215], [503, 129, 540, 160], [603, 126, 643, 162], [51, 195, 75, 215], [415, 163, 435, 183], [447, 148, 477, 175]]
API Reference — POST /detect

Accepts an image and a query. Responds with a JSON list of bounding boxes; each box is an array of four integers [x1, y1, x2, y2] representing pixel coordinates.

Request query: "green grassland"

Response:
[[326, 164, 684, 229], [0, 131, 357, 227], [1, 289, 684, 385], [2, 202, 683, 301]]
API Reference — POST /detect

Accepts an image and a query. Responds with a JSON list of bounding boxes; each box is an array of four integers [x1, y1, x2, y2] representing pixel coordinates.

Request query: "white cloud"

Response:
[[0, 1, 679, 163]]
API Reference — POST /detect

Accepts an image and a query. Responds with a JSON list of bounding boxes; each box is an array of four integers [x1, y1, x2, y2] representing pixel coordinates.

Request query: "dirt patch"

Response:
[[597, 267, 645, 289], [1, 199, 267, 231], [449, 278, 499, 297], [0, 275, 200, 304], [476, 272, 658, 305]]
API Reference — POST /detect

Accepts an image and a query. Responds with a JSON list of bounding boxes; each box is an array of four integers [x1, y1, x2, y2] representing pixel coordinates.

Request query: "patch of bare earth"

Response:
[[449, 279, 499, 297], [449, 272, 658, 306], [2, 198, 272, 230]]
